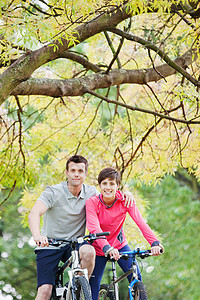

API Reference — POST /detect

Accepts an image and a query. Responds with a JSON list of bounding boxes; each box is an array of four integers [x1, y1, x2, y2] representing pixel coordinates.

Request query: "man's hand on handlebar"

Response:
[[33, 235, 49, 247]]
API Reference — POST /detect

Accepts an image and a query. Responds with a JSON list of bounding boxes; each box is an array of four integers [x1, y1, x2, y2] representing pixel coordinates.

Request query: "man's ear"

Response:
[[65, 169, 68, 176]]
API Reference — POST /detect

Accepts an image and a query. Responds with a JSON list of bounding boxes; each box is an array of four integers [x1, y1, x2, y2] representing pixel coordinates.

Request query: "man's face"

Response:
[[66, 162, 87, 187]]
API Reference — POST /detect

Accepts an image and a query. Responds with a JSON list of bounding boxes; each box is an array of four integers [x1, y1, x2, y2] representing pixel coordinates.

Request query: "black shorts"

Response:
[[35, 241, 89, 288], [35, 244, 71, 288]]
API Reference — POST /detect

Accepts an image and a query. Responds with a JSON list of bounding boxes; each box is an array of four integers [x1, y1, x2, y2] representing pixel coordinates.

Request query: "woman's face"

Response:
[[99, 178, 119, 202]]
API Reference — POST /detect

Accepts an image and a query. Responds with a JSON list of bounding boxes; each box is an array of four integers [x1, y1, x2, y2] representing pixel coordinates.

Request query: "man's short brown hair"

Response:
[[66, 155, 88, 171]]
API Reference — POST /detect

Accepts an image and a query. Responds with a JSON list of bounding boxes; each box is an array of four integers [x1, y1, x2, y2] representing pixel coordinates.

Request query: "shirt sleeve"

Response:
[[95, 188, 100, 196], [86, 196, 110, 251], [37, 186, 55, 209], [127, 203, 159, 246]]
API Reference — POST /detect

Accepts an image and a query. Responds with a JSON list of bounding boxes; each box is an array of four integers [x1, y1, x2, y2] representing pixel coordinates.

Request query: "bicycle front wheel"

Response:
[[75, 276, 92, 300], [131, 281, 148, 300], [98, 284, 115, 300]]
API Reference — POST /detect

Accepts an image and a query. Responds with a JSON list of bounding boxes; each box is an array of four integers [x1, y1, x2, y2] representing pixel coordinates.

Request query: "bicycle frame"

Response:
[[50, 232, 110, 299], [66, 249, 89, 299], [101, 249, 151, 300], [122, 250, 149, 300], [107, 261, 133, 300], [54, 245, 89, 299]]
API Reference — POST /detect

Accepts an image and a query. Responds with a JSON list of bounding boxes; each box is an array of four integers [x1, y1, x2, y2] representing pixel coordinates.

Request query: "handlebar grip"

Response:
[[148, 248, 163, 254], [96, 231, 110, 237], [120, 254, 129, 260]]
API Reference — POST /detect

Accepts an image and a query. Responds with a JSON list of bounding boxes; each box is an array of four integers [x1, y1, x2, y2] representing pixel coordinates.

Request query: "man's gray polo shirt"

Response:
[[37, 181, 98, 248]]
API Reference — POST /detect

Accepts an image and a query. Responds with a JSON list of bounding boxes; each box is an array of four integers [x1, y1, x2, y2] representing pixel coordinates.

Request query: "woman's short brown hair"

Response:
[[98, 167, 121, 185]]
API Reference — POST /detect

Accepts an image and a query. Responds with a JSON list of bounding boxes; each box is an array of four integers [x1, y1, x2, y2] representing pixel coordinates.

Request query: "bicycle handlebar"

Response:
[[119, 247, 163, 260], [48, 232, 110, 246], [95, 231, 110, 237]]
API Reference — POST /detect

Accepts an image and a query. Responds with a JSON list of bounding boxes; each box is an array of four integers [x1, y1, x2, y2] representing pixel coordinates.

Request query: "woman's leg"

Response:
[[89, 255, 108, 300], [118, 244, 142, 282]]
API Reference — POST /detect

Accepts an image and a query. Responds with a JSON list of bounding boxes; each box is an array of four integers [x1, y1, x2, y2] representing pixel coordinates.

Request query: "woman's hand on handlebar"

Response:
[[33, 235, 49, 247], [151, 243, 164, 256], [109, 248, 120, 260]]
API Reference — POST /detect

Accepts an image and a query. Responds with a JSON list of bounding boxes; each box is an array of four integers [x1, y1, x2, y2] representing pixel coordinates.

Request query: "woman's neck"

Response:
[[102, 196, 115, 206]]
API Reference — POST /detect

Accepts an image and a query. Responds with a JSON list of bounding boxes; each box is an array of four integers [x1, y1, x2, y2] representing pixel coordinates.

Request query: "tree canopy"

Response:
[[1, 2, 200, 298], [1, 0, 200, 203]]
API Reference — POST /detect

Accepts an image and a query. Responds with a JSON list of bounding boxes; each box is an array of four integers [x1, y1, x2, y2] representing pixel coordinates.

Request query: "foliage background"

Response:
[[1, 0, 200, 299]]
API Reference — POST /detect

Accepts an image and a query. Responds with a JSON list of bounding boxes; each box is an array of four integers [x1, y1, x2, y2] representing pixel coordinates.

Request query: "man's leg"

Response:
[[35, 284, 52, 300], [35, 245, 71, 300], [79, 244, 96, 278]]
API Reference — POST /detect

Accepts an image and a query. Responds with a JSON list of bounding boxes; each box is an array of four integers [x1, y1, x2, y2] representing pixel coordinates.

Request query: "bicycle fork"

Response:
[[64, 250, 89, 299], [128, 264, 139, 300]]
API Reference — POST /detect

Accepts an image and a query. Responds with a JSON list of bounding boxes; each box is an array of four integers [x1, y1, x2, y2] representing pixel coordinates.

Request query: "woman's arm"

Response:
[[86, 196, 111, 253], [128, 203, 164, 255], [128, 203, 160, 246]]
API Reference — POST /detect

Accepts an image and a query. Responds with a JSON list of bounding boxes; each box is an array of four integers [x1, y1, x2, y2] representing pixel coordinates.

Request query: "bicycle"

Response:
[[98, 247, 162, 300], [49, 232, 110, 300]]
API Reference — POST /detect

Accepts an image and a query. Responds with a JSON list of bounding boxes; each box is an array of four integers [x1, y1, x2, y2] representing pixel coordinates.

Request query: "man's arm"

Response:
[[28, 200, 49, 247]]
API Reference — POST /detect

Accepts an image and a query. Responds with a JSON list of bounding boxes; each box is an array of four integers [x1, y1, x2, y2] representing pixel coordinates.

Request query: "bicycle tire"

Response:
[[75, 275, 92, 300], [131, 281, 148, 300], [98, 284, 115, 300]]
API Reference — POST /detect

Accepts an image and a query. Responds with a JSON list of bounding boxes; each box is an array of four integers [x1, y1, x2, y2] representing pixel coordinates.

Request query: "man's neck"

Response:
[[68, 182, 83, 197]]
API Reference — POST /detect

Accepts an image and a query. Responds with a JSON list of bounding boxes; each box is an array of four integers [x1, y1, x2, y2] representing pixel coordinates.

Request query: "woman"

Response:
[[86, 167, 164, 300]]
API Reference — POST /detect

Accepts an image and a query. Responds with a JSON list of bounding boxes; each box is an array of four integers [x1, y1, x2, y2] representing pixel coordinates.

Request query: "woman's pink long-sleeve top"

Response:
[[86, 191, 159, 256]]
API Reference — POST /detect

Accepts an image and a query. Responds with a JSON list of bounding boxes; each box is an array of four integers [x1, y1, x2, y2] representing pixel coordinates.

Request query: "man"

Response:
[[29, 155, 134, 300]]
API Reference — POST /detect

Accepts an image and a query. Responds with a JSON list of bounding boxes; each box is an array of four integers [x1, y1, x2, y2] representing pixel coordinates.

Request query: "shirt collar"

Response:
[[98, 193, 121, 208], [65, 181, 85, 199]]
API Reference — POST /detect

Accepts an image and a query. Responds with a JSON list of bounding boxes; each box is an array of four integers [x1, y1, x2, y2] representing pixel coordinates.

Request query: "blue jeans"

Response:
[[89, 244, 142, 300]]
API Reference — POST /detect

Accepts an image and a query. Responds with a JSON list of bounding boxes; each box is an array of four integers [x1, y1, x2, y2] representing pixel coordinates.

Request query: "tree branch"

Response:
[[1, 1, 200, 105], [104, 31, 122, 71], [60, 51, 102, 73], [10, 48, 198, 98], [85, 88, 200, 124], [108, 27, 200, 87], [0, 180, 16, 207], [0, 5, 131, 105], [123, 118, 163, 173]]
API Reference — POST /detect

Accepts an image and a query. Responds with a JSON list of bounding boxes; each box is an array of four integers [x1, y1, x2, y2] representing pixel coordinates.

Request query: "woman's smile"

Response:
[[99, 178, 119, 204]]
